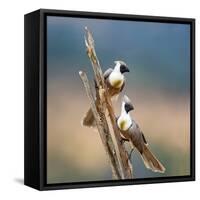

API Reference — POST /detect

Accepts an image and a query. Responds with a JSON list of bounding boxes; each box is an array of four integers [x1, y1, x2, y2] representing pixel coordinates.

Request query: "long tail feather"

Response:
[[141, 145, 165, 173]]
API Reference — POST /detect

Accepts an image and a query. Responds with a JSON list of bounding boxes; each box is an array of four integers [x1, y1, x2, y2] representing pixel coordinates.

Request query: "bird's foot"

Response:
[[120, 136, 129, 145]]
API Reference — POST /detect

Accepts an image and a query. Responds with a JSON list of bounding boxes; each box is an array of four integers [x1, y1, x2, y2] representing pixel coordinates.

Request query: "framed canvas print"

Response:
[[24, 9, 195, 190]]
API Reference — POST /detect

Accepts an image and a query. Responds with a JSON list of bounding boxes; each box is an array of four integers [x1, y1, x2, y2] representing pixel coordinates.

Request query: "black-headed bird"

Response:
[[82, 61, 130, 127], [117, 95, 165, 173]]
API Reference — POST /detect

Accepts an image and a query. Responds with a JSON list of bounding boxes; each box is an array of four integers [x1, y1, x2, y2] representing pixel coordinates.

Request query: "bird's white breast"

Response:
[[117, 114, 132, 131], [109, 72, 124, 88]]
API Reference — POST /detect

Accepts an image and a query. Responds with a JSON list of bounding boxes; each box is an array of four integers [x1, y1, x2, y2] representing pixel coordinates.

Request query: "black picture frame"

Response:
[[24, 9, 195, 191]]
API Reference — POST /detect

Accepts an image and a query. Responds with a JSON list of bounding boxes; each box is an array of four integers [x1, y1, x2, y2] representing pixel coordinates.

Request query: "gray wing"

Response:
[[120, 81, 125, 92], [103, 68, 113, 80], [142, 132, 148, 144], [128, 123, 146, 153], [136, 123, 148, 144]]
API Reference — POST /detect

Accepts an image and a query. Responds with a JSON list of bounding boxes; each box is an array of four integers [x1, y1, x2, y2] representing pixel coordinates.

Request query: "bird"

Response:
[[82, 60, 130, 127], [117, 95, 165, 173]]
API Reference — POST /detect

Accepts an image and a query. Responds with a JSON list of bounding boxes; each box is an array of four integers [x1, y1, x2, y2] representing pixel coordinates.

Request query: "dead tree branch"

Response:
[[79, 71, 121, 179], [79, 27, 133, 179]]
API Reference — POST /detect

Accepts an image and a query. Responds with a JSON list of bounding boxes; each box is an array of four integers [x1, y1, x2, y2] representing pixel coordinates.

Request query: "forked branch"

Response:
[[79, 27, 133, 179]]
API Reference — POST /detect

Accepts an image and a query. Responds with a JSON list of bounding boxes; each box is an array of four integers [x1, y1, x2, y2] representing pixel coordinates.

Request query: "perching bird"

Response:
[[117, 95, 165, 173], [82, 60, 130, 127]]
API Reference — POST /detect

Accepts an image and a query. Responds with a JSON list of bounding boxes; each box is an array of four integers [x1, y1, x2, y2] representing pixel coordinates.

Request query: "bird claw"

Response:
[[120, 136, 129, 145]]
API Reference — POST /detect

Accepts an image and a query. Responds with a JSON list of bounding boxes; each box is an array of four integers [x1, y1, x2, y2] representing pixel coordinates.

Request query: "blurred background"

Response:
[[47, 16, 190, 184]]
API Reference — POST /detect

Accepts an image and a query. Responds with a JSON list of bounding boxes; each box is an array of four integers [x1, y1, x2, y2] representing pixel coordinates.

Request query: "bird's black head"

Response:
[[120, 64, 130, 74], [114, 61, 130, 74], [125, 102, 134, 113], [123, 95, 134, 113]]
